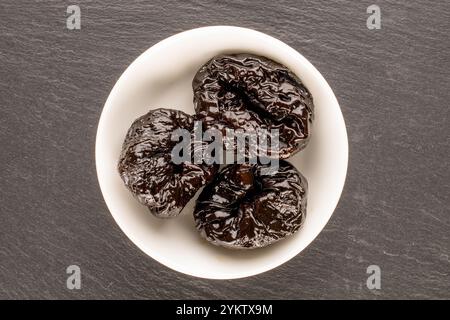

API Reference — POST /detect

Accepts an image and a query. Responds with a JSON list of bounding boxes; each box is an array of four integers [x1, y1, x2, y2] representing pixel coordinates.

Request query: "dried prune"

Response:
[[193, 54, 314, 159], [194, 161, 308, 249], [118, 108, 218, 218]]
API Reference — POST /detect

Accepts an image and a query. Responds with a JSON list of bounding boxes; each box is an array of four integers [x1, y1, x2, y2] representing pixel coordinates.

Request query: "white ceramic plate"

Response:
[[96, 26, 348, 279]]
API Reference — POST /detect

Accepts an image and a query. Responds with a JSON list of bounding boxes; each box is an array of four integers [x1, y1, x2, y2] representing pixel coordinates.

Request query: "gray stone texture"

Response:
[[0, 0, 448, 299]]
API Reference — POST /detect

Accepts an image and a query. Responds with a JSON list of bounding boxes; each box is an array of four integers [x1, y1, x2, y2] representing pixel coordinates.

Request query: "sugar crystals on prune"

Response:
[[193, 161, 308, 249], [118, 108, 218, 218]]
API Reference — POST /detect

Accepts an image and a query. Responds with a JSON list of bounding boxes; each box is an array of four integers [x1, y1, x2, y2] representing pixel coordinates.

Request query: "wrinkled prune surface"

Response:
[[118, 108, 218, 218], [194, 161, 308, 249], [193, 54, 314, 159]]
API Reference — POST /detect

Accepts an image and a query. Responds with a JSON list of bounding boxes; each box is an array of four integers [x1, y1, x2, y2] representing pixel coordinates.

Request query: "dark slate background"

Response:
[[0, 0, 449, 299]]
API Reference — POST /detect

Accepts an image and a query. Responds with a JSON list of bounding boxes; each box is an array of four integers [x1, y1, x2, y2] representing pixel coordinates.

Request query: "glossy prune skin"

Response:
[[193, 54, 314, 159], [118, 108, 218, 218], [194, 161, 308, 249]]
